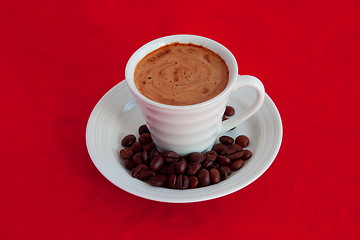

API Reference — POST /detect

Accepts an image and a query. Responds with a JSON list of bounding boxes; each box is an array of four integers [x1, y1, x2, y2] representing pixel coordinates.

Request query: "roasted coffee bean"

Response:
[[150, 155, 165, 171], [219, 136, 234, 146], [223, 165, 232, 175], [197, 169, 210, 187], [143, 143, 155, 152], [224, 106, 235, 116], [159, 164, 170, 175], [212, 143, 228, 154], [221, 146, 243, 160], [212, 162, 220, 169], [182, 175, 190, 189], [148, 175, 167, 187], [120, 147, 133, 159], [131, 164, 147, 178], [167, 163, 176, 175], [131, 142, 143, 153], [218, 166, 231, 180], [124, 159, 135, 170], [189, 152, 204, 163], [150, 148, 160, 159], [138, 124, 150, 135], [186, 162, 201, 175], [188, 176, 199, 189], [176, 175, 190, 189], [121, 134, 136, 147], [230, 159, 244, 171], [218, 167, 228, 180], [241, 149, 252, 160], [235, 135, 250, 147], [139, 133, 152, 144], [176, 159, 187, 174], [168, 174, 177, 189], [142, 151, 150, 164], [210, 168, 221, 184], [163, 151, 179, 163], [148, 175, 166, 187], [217, 155, 231, 165], [132, 152, 143, 165], [229, 144, 243, 151], [202, 160, 215, 169], [220, 148, 237, 156], [228, 150, 243, 160], [157, 174, 168, 187], [138, 169, 156, 180], [203, 150, 217, 162]]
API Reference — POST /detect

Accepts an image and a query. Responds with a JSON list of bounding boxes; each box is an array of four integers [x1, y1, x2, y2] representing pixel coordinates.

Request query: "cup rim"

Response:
[[125, 34, 238, 109]]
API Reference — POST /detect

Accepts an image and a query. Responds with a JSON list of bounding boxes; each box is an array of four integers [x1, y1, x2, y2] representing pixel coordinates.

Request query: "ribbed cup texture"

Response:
[[134, 93, 230, 155]]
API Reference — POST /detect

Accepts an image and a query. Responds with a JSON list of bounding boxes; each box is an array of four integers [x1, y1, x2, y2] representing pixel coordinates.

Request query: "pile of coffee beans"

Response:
[[118, 106, 253, 189]]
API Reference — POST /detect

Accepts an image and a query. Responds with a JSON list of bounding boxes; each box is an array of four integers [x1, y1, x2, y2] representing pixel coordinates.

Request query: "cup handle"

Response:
[[219, 75, 265, 134]]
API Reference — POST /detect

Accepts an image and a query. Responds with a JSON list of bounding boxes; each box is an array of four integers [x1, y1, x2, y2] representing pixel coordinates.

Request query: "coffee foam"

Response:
[[134, 43, 229, 106]]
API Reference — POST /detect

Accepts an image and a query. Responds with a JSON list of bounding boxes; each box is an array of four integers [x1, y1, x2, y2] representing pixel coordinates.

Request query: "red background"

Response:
[[1, 0, 359, 239]]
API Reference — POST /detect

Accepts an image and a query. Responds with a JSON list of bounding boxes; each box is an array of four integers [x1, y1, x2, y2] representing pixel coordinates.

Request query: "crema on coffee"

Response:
[[134, 43, 229, 106]]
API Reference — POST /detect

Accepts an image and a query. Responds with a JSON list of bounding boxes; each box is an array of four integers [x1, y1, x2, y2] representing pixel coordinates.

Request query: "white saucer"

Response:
[[86, 81, 283, 203]]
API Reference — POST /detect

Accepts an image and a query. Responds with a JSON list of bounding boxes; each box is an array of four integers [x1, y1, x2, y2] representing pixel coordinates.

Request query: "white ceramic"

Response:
[[125, 35, 265, 155], [86, 81, 283, 203]]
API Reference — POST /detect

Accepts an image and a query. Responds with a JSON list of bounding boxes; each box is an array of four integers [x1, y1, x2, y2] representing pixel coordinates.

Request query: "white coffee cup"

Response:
[[125, 35, 265, 155]]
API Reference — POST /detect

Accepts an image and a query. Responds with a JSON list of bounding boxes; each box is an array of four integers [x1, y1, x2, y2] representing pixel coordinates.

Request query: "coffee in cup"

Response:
[[134, 43, 229, 106]]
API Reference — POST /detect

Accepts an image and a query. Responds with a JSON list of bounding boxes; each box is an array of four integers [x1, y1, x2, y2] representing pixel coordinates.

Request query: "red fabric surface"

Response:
[[1, 0, 359, 239]]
